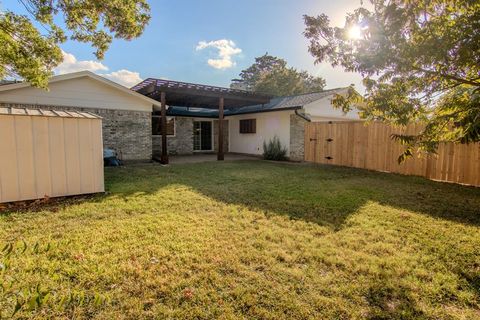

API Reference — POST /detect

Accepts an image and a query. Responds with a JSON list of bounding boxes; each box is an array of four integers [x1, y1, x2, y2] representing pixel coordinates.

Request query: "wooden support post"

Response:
[[218, 96, 224, 161], [160, 91, 169, 164]]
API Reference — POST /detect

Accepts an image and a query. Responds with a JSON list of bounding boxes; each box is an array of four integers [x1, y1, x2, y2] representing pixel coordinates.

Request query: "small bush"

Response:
[[263, 136, 288, 161]]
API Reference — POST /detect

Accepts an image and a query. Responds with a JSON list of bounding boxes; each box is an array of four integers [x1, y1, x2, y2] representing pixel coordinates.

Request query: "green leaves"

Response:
[[304, 0, 480, 161], [10, 285, 52, 316], [231, 53, 326, 96], [2, 243, 14, 257], [263, 135, 288, 161], [0, 239, 109, 317], [331, 85, 364, 114], [1, 240, 51, 316], [1, 0, 151, 88], [0, 11, 61, 88]]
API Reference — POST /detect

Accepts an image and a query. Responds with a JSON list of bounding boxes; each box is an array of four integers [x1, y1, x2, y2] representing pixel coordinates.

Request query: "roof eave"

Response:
[[226, 106, 303, 116], [0, 71, 162, 108]]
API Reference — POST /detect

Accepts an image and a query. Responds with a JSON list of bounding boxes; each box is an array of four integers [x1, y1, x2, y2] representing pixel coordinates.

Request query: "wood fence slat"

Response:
[[304, 121, 479, 187], [475, 144, 480, 186]]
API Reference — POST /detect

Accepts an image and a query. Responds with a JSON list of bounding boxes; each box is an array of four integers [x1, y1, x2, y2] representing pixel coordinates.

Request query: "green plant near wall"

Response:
[[263, 136, 287, 161]]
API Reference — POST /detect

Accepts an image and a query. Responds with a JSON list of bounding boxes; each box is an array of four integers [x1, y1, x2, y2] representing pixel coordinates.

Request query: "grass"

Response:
[[1, 160, 479, 319]]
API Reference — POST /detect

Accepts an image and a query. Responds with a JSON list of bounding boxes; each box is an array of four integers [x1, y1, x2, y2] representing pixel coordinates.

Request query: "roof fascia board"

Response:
[[226, 106, 302, 117]]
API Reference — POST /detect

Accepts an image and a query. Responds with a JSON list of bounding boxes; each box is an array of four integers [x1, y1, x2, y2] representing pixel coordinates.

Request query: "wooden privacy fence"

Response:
[[304, 121, 480, 187]]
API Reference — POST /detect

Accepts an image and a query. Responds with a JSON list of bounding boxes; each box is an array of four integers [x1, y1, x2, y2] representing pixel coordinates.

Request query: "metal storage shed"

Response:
[[0, 107, 104, 203]]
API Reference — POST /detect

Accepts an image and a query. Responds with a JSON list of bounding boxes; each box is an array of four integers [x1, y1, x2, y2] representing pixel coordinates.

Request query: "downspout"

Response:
[[295, 108, 311, 122]]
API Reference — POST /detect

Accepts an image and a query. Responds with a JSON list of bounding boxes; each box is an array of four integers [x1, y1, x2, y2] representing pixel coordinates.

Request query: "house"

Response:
[[0, 71, 361, 163], [132, 78, 361, 162], [0, 71, 160, 161]]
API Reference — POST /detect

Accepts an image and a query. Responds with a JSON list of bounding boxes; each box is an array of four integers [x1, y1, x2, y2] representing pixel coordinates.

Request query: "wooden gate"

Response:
[[304, 121, 480, 187]]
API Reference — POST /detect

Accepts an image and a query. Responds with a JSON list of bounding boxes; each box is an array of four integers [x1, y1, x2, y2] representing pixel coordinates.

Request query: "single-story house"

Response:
[[133, 78, 361, 162], [151, 89, 360, 161], [0, 71, 160, 161], [0, 71, 360, 162]]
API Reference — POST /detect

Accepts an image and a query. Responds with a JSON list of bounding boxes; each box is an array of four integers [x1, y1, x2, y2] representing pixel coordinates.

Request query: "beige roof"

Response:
[[0, 71, 161, 107], [0, 107, 102, 119]]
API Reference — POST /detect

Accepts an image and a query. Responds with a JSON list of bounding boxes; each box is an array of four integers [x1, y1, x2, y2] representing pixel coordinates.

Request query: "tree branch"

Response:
[[412, 66, 480, 87]]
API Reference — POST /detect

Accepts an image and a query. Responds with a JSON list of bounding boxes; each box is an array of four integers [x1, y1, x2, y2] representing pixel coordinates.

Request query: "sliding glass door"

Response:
[[193, 121, 213, 151]]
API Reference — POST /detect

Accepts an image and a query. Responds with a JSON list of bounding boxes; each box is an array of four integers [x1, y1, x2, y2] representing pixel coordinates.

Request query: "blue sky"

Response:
[[7, 0, 364, 90]]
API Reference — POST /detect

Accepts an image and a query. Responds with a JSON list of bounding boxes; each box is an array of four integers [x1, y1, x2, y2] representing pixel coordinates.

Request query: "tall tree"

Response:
[[231, 54, 326, 96], [304, 0, 480, 159], [0, 0, 151, 88]]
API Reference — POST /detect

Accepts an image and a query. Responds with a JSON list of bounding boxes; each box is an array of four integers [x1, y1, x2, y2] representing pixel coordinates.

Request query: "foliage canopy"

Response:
[[304, 0, 480, 157], [0, 0, 151, 88], [231, 54, 326, 96]]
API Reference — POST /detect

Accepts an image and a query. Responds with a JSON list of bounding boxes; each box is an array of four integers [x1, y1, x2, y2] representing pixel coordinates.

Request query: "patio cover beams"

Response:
[[133, 78, 271, 109], [160, 91, 168, 164], [132, 79, 272, 164]]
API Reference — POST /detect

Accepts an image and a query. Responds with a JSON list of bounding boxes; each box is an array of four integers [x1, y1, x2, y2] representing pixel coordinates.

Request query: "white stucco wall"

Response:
[[0, 76, 153, 112], [227, 110, 294, 155], [303, 94, 361, 122]]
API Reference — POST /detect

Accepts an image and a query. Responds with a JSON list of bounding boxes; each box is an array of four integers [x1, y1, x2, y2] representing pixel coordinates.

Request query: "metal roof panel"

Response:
[[0, 107, 102, 119]]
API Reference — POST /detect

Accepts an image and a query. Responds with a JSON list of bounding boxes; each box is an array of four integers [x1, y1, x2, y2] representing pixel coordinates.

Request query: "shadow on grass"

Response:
[[365, 280, 426, 319], [101, 160, 480, 230], [3, 161, 478, 230], [98, 161, 480, 314], [2, 160, 479, 317]]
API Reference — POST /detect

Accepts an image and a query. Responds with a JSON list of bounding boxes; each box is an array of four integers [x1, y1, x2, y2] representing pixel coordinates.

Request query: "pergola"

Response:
[[132, 78, 272, 164]]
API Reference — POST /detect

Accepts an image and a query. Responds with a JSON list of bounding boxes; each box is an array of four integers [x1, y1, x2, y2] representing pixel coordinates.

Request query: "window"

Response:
[[152, 116, 175, 136], [239, 119, 256, 134]]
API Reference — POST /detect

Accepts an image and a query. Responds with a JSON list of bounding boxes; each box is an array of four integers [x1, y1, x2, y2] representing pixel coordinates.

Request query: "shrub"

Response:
[[263, 136, 287, 161]]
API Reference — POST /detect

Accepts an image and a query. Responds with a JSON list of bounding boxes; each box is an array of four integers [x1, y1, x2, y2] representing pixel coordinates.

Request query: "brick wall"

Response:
[[153, 117, 229, 156], [152, 117, 194, 156], [0, 103, 152, 161], [289, 113, 307, 161]]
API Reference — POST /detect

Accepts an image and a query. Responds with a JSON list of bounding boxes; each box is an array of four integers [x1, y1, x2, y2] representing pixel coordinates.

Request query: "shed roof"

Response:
[[0, 107, 102, 119]]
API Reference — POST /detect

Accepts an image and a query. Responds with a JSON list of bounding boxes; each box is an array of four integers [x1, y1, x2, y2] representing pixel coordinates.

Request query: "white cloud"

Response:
[[54, 51, 143, 87], [55, 51, 108, 74], [196, 39, 242, 69], [102, 70, 142, 88]]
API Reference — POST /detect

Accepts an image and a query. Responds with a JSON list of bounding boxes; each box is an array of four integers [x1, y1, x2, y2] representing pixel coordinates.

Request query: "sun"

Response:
[[347, 25, 362, 40]]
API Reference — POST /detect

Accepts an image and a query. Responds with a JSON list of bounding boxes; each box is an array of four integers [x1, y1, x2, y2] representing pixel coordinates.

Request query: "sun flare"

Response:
[[347, 25, 362, 40]]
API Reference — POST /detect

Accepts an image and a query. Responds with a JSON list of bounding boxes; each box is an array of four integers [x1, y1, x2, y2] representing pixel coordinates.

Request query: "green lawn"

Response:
[[1, 161, 479, 319]]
